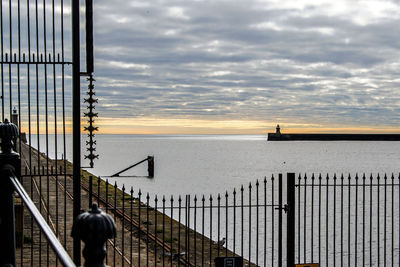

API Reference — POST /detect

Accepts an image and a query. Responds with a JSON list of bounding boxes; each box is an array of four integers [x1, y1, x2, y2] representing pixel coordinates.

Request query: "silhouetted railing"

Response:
[[8, 169, 76, 267], [295, 173, 400, 266]]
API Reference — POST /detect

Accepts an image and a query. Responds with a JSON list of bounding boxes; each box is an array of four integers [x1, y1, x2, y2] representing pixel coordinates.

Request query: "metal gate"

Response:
[[0, 0, 93, 265]]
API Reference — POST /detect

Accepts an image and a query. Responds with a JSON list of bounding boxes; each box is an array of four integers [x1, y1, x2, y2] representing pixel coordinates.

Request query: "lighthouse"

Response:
[[276, 124, 281, 135]]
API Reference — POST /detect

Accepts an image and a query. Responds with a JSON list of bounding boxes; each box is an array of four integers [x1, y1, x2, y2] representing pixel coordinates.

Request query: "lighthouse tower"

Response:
[[276, 124, 281, 135]]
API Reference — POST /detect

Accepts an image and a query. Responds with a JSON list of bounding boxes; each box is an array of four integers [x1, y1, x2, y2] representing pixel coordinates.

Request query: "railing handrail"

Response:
[[8, 169, 76, 267]]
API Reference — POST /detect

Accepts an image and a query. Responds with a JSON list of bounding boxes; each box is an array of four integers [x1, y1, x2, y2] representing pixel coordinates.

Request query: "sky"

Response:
[[91, 0, 400, 134]]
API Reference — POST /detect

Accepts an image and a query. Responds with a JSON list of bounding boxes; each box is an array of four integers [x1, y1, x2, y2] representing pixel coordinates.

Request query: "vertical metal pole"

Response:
[[72, 0, 81, 264], [287, 173, 295, 267], [278, 174, 283, 267], [0, 169, 16, 267]]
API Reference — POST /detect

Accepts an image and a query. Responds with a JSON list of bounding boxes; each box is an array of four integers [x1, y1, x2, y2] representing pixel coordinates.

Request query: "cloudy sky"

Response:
[[92, 0, 400, 134]]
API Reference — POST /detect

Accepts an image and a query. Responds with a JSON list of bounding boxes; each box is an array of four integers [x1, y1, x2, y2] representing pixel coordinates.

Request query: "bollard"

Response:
[[0, 119, 20, 267], [71, 203, 117, 267]]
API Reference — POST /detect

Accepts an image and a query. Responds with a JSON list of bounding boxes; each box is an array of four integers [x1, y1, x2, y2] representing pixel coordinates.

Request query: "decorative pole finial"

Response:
[[0, 119, 19, 154], [71, 203, 117, 267]]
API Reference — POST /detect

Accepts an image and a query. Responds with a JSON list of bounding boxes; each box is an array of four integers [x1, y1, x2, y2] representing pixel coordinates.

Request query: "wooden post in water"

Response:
[[147, 156, 154, 178]]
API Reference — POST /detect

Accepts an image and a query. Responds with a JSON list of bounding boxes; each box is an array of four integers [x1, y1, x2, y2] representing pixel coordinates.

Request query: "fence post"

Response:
[[287, 173, 295, 267], [278, 173, 283, 267], [0, 119, 20, 267]]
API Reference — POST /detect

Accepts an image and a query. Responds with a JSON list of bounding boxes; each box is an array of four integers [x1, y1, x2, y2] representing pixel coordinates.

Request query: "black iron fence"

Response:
[[85, 174, 289, 267], [295, 173, 400, 266]]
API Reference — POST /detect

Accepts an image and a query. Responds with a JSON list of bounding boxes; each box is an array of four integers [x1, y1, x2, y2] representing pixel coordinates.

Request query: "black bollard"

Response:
[[0, 119, 20, 267], [71, 203, 117, 267]]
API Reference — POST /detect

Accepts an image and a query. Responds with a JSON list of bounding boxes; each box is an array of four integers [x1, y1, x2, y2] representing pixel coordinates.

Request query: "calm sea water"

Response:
[[31, 134, 400, 196]]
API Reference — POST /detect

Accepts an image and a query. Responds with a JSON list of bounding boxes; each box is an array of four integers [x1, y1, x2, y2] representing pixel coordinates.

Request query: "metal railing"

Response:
[[8, 168, 76, 267], [295, 173, 400, 266]]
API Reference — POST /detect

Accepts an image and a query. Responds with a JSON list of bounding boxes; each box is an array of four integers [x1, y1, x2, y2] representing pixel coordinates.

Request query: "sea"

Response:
[[78, 134, 399, 196]]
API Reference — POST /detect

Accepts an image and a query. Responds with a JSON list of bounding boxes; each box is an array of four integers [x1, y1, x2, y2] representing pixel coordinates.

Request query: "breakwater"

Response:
[[268, 133, 400, 141]]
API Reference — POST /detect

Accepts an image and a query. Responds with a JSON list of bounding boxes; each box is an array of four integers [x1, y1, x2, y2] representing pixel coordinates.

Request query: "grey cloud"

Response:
[[92, 0, 400, 128]]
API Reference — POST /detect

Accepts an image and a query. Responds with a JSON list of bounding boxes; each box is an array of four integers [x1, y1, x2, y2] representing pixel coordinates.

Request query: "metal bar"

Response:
[[113, 182, 117, 267], [105, 179, 109, 264], [241, 185, 244, 257], [355, 174, 359, 267], [170, 195, 173, 266], [85, 0, 93, 73], [391, 174, 394, 267], [146, 193, 150, 267], [304, 174, 307, 263], [8, 0, 12, 119], [130, 187, 134, 266], [326, 174, 329, 267], [256, 180, 259, 266], [162, 195, 166, 267], [286, 173, 295, 267], [369, 175, 373, 266], [278, 174, 282, 267], [318, 174, 321, 264], [348, 175, 351, 267], [209, 195, 213, 266], [225, 191, 228, 257], [10, 173, 76, 267], [311, 174, 315, 262], [178, 196, 181, 267], [249, 183, 252, 265], [121, 185, 125, 267], [362, 174, 366, 267], [333, 174, 337, 267], [201, 195, 205, 267], [194, 195, 197, 266], [271, 175, 274, 267], [111, 158, 149, 177], [377, 174, 380, 265], [263, 178, 266, 267], [139, 190, 142, 267], [217, 193, 221, 256], [384, 174, 387, 267], [1, 0, 4, 119], [341, 174, 344, 267], [297, 174, 301, 262], [154, 195, 158, 267], [72, 0, 81, 263], [186, 195, 189, 264]]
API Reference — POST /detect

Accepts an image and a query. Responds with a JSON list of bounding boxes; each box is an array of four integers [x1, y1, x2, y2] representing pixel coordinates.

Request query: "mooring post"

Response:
[[0, 119, 20, 267], [147, 156, 154, 178], [71, 203, 117, 267], [287, 173, 296, 267]]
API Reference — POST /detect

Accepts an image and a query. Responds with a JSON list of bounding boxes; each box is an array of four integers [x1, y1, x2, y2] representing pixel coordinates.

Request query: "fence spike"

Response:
[[271, 174, 275, 181]]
